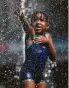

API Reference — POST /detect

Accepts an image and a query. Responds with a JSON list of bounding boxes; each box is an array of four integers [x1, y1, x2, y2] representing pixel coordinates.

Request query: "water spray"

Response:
[[20, 0, 26, 63], [15, 0, 26, 76]]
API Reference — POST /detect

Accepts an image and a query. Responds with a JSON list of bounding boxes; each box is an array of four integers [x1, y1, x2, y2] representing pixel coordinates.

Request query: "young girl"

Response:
[[15, 10, 56, 88]]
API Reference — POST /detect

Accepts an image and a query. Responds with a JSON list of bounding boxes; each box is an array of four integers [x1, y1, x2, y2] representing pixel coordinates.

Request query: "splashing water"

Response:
[[15, 0, 26, 73], [21, 0, 26, 13], [21, 0, 26, 63]]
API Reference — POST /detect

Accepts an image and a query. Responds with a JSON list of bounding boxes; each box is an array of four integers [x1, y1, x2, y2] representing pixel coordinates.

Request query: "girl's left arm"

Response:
[[45, 33, 56, 57]]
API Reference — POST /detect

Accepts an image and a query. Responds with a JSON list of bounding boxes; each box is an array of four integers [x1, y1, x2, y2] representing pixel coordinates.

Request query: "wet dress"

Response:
[[20, 36, 49, 83]]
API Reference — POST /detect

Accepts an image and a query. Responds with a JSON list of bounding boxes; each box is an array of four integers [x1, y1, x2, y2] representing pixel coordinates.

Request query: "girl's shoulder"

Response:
[[44, 32, 53, 41], [45, 32, 51, 37]]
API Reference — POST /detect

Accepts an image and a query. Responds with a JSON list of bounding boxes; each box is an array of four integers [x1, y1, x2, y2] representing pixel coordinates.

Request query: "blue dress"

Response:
[[20, 43, 49, 83]]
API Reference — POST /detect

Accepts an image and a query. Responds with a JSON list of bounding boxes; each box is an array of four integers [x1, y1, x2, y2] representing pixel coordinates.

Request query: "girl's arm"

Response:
[[45, 33, 56, 56], [34, 33, 56, 56], [14, 7, 35, 38], [33, 33, 56, 62], [45, 33, 56, 62], [33, 33, 56, 56], [20, 13, 35, 37]]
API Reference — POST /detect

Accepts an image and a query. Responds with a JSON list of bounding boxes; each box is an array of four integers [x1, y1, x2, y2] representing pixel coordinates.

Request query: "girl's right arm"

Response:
[[14, 7, 35, 38], [19, 13, 35, 37]]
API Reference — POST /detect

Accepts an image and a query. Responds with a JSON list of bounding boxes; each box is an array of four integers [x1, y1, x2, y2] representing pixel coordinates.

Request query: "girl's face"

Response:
[[32, 13, 48, 34]]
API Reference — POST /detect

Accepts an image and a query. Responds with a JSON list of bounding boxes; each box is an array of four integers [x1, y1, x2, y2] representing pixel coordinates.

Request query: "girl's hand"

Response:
[[14, 5, 25, 21], [14, 5, 21, 16], [33, 35, 49, 44]]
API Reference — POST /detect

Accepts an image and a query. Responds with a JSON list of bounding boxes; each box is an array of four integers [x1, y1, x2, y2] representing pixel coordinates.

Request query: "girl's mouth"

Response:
[[35, 27, 43, 33], [36, 24, 43, 29], [35, 27, 42, 30]]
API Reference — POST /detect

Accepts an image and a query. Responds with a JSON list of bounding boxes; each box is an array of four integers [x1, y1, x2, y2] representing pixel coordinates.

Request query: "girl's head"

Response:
[[32, 11, 48, 34]]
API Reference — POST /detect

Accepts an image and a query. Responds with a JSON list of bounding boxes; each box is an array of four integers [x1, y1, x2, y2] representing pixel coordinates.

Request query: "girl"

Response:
[[15, 10, 56, 88]]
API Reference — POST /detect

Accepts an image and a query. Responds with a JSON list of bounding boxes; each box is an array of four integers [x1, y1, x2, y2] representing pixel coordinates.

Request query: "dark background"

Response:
[[0, 0, 68, 88]]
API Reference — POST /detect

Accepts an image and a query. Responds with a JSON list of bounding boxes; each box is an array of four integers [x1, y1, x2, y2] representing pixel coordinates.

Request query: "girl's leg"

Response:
[[23, 79, 35, 88], [36, 82, 46, 88]]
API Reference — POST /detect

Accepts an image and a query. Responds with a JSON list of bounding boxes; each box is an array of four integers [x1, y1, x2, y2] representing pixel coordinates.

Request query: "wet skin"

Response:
[[26, 12, 49, 46], [32, 12, 47, 34]]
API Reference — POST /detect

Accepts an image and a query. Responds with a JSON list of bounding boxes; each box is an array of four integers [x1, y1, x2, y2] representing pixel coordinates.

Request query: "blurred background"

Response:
[[0, 0, 68, 88]]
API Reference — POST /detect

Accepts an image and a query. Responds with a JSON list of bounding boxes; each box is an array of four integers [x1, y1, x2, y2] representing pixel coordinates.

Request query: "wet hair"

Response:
[[31, 11, 48, 24]]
